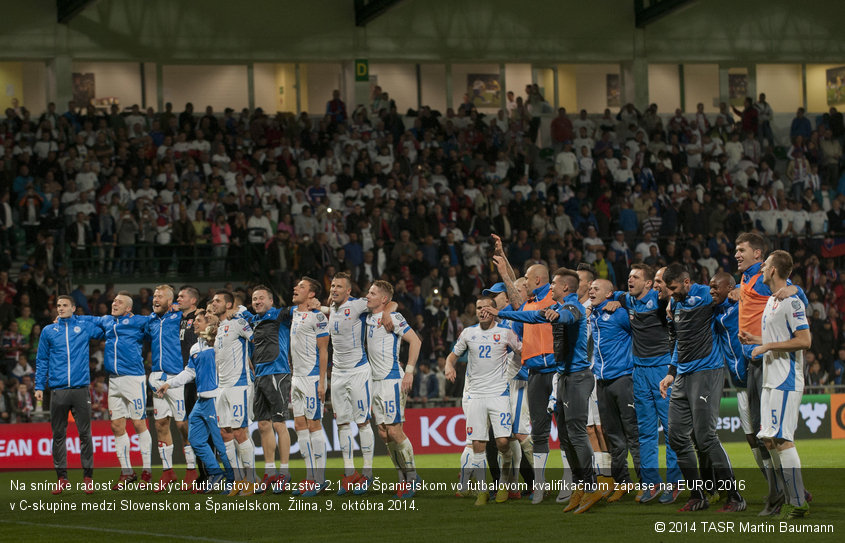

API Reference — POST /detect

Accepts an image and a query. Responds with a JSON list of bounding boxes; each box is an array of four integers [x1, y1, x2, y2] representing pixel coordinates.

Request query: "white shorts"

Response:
[[587, 375, 601, 426], [372, 378, 405, 426], [757, 387, 801, 442], [108, 374, 147, 421], [509, 378, 531, 435], [332, 367, 372, 425], [216, 385, 252, 429], [736, 387, 753, 435], [292, 375, 323, 421], [467, 395, 511, 440], [150, 371, 186, 421]]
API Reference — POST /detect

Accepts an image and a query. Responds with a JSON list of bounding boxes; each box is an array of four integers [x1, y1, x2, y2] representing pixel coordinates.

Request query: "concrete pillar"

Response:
[[623, 29, 649, 109], [247, 63, 255, 111], [46, 54, 72, 110]]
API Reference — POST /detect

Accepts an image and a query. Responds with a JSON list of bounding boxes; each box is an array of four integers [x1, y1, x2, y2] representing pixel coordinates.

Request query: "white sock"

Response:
[[751, 447, 764, 471], [509, 440, 522, 485], [225, 439, 240, 480], [778, 447, 805, 507], [769, 448, 789, 503], [533, 452, 548, 488], [471, 452, 486, 486], [115, 433, 131, 472], [359, 424, 375, 478], [498, 448, 513, 485], [520, 437, 534, 467], [310, 430, 326, 483], [600, 452, 612, 477], [396, 438, 417, 481], [297, 430, 314, 480], [279, 463, 290, 476], [184, 445, 196, 470], [159, 442, 174, 471], [459, 445, 473, 489], [593, 451, 603, 475], [236, 439, 256, 482], [265, 462, 277, 477], [339, 425, 355, 476], [138, 430, 152, 471], [386, 442, 403, 480]]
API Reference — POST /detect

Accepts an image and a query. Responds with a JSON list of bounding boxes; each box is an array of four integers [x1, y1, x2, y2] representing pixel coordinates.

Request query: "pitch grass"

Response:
[[1, 439, 843, 543]]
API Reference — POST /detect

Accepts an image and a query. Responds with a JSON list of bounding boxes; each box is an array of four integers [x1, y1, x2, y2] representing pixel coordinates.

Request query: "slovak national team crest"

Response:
[[344, 308, 351, 316], [467, 426, 473, 436], [493, 334, 500, 342]]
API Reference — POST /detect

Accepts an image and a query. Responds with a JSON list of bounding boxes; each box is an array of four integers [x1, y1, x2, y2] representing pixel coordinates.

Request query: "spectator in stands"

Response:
[[11, 354, 34, 383], [0, 379, 12, 423]]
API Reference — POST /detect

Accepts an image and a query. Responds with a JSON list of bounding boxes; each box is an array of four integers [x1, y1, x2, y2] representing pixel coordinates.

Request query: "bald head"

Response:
[[713, 271, 735, 288], [525, 264, 549, 290], [709, 271, 736, 305], [588, 278, 614, 305]]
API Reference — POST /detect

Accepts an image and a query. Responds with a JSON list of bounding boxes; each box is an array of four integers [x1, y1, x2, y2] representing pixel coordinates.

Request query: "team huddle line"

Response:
[[33, 232, 812, 519]]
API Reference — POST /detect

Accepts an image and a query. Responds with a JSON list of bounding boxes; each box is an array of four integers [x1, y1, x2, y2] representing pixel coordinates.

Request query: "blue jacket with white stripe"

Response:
[[80, 314, 149, 377], [589, 299, 634, 380], [145, 310, 184, 374], [35, 316, 105, 390]]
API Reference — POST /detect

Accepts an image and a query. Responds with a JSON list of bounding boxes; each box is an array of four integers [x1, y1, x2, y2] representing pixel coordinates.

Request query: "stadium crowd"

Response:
[[1, 84, 845, 423]]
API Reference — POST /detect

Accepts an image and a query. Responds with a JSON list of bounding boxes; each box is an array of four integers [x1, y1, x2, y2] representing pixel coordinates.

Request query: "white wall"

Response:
[[648, 64, 681, 113], [161, 65, 249, 112], [504, 63, 532, 100], [303, 63, 342, 117], [683, 63, 719, 112], [22, 62, 47, 114], [420, 64, 446, 112], [756, 64, 802, 114], [253, 63, 276, 113], [575, 64, 620, 113], [72, 61, 142, 108], [369, 63, 417, 113]]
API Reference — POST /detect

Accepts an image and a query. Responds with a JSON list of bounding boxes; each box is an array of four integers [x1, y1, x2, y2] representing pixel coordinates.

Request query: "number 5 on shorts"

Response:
[[771, 409, 777, 426]]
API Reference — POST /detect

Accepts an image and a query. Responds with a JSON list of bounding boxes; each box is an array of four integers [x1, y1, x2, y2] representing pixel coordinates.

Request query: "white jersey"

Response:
[[214, 316, 253, 387], [760, 295, 808, 392], [329, 297, 370, 370], [365, 311, 411, 380], [290, 308, 329, 377], [214, 316, 252, 388], [452, 323, 521, 398]]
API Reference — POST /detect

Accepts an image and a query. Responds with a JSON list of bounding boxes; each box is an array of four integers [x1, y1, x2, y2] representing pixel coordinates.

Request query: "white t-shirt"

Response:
[[555, 151, 578, 178], [290, 308, 329, 377], [451, 323, 520, 398], [365, 311, 411, 380], [329, 298, 370, 371], [760, 295, 808, 392]]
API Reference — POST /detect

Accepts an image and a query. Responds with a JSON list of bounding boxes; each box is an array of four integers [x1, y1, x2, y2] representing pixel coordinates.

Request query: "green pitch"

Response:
[[1, 439, 844, 542]]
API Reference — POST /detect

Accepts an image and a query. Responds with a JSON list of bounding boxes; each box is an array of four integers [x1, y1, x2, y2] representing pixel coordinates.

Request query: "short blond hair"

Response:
[[372, 280, 394, 301], [155, 284, 175, 301]]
